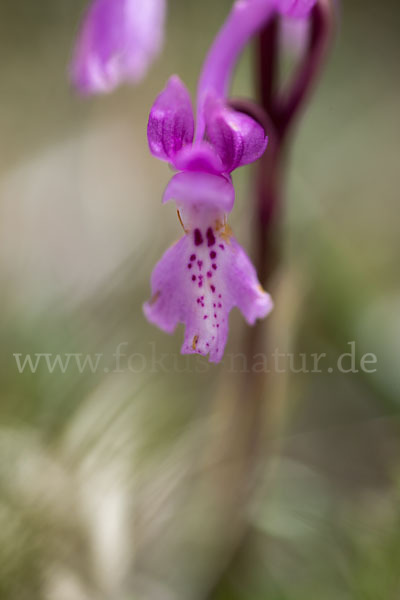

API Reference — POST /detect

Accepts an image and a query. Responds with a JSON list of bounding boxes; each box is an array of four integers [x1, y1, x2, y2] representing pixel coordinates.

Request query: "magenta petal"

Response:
[[225, 238, 274, 326], [172, 141, 224, 175], [163, 171, 235, 214], [70, 0, 166, 95], [205, 98, 268, 172], [144, 226, 273, 363], [143, 237, 188, 335], [147, 76, 195, 162]]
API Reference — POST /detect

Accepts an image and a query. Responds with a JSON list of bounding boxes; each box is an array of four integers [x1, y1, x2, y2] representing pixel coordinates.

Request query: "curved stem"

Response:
[[195, 1, 275, 140], [275, 0, 335, 140]]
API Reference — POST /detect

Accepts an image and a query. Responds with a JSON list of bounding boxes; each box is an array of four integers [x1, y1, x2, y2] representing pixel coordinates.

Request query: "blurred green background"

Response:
[[0, 0, 399, 598]]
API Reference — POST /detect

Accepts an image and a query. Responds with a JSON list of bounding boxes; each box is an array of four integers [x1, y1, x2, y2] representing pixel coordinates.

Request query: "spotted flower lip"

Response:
[[70, 0, 166, 95], [144, 172, 273, 363]]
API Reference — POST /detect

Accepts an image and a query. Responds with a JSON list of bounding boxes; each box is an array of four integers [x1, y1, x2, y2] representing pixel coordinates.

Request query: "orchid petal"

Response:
[[71, 0, 166, 95], [147, 76, 195, 162], [205, 98, 268, 172]]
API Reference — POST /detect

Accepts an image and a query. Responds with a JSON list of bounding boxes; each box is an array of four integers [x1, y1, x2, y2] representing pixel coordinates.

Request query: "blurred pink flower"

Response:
[[70, 0, 166, 95]]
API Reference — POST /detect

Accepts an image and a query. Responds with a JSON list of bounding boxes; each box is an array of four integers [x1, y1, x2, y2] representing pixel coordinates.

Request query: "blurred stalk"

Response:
[[206, 2, 335, 596], [248, 0, 335, 489], [246, 0, 335, 409]]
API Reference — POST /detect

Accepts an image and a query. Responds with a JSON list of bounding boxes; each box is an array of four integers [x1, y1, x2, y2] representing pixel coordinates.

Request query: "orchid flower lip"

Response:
[[143, 218, 273, 362]]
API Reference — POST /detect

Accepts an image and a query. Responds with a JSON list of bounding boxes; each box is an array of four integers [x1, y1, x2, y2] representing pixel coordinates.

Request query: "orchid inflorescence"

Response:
[[71, 0, 320, 362]]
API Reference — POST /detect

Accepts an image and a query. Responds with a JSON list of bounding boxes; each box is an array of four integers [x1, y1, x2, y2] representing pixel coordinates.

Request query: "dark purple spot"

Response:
[[190, 254, 196, 261], [210, 285, 216, 293], [219, 244, 225, 250], [198, 282, 203, 288], [218, 294, 222, 298], [194, 229, 203, 246], [210, 251, 217, 259], [214, 313, 217, 318], [212, 264, 217, 270], [207, 271, 212, 278], [192, 275, 196, 281], [218, 303, 222, 308], [187, 263, 192, 269], [197, 260, 203, 270], [217, 324, 220, 328], [213, 303, 216, 308], [206, 343, 209, 347], [206, 227, 216, 247], [203, 315, 208, 320]]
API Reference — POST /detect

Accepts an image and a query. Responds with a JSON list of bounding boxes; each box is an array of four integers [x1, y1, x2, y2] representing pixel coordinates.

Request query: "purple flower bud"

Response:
[[70, 0, 166, 95]]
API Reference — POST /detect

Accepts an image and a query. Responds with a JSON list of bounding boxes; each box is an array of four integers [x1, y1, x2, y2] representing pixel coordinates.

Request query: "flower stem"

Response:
[[206, 4, 334, 597], [242, 0, 335, 470]]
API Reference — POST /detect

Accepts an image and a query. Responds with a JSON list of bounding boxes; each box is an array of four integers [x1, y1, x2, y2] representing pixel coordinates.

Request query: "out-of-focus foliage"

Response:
[[0, 0, 399, 598]]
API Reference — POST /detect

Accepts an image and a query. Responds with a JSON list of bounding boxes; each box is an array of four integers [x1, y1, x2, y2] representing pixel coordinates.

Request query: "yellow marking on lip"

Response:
[[215, 218, 224, 232], [220, 223, 233, 244], [215, 217, 232, 244], [192, 335, 199, 350]]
